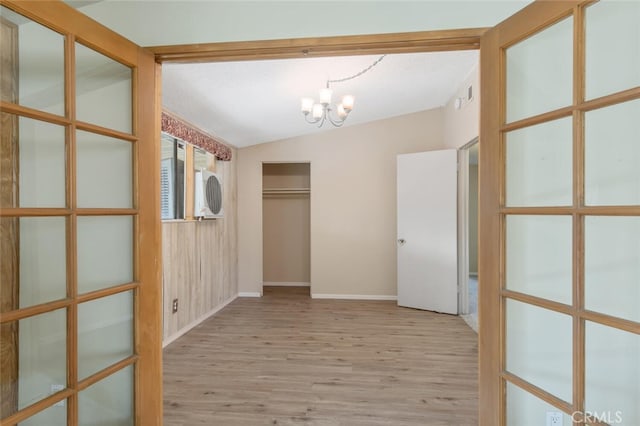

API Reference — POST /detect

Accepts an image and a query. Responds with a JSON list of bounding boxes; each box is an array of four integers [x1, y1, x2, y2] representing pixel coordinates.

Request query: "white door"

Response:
[[397, 149, 458, 314]]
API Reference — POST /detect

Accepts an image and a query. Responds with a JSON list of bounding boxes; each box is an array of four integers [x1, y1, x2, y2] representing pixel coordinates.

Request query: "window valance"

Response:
[[161, 112, 232, 161]]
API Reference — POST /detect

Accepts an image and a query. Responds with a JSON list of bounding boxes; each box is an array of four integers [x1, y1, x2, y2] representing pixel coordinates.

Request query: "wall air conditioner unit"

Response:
[[194, 169, 223, 219]]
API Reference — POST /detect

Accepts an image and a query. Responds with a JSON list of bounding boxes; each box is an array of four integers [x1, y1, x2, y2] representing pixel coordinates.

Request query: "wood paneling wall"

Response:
[[162, 154, 238, 343]]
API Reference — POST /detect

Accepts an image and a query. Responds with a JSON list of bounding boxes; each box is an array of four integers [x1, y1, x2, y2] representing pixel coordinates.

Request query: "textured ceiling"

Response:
[[163, 50, 479, 147]]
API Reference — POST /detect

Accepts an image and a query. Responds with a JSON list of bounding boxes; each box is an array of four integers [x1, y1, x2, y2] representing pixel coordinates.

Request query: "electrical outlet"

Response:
[[172, 298, 179, 313], [50, 384, 65, 407], [546, 411, 563, 426]]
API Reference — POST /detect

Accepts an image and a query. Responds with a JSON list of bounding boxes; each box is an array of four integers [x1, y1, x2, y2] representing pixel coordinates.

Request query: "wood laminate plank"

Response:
[[164, 287, 478, 425]]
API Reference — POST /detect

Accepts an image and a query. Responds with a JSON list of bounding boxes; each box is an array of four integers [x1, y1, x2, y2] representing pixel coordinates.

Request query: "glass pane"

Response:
[[76, 130, 133, 208], [160, 135, 185, 220], [506, 299, 572, 402], [194, 147, 209, 172], [585, 0, 640, 100], [0, 309, 67, 414], [78, 365, 133, 426], [585, 322, 639, 425], [585, 99, 640, 206], [506, 382, 572, 426], [506, 215, 572, 305], [19, 402, 67, 426], [76, 43, 132, 133], [506, 16, 573, 123], [0, 114, 66, 208], [0, 6, 65, 115], [161, 135, 175, 220], [16, 217, 66, 310], [78, 291, 133, 380], [506, 117, 573, 207], [585, 216, 640, 323], [77, 216, 133, 294]]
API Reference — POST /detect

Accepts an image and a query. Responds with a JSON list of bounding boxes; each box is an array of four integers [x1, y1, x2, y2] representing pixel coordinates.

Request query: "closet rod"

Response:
[[262, 187, 310, 192]]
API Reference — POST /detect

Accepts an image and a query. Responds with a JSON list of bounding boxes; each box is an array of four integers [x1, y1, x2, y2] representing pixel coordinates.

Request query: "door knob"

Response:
[[398, 238, 406, 245]]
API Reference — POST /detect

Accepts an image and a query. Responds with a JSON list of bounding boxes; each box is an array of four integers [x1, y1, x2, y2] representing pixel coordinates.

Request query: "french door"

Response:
[[480, 1, 639, 425], [0, 1, 162, 425]]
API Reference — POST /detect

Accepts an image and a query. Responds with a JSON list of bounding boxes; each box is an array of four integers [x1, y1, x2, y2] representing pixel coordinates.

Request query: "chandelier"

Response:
[[300, 55, 386, 128]]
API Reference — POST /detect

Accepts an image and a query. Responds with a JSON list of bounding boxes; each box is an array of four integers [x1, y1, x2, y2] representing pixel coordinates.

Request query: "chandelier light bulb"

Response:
[[312, 103, 324, 119], [342, 95, 354, 111], [337, 104, 348, 119], [319, 87, 333, 105], [301, 97, 314, 114]]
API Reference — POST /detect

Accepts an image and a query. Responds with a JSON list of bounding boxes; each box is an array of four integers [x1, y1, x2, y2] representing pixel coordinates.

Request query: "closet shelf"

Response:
[[262, 187, 310, 196]]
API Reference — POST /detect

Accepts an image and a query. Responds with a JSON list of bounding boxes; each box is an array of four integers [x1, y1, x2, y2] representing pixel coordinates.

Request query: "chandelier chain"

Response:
[[327, 55, 387, 85]]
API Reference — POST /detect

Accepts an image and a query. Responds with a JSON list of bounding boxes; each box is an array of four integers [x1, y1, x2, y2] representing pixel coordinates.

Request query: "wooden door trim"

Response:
[[135, 49, 163, 426], [149, 28, 487, 63]]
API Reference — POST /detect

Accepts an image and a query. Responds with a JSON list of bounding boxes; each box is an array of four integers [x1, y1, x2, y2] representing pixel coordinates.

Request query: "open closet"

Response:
[[262, 163, 311, 295]]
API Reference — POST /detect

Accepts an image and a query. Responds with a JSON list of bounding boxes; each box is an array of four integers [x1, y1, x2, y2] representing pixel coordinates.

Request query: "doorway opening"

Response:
[[262, 163, 311, 297], [458, 138, 479, 332]]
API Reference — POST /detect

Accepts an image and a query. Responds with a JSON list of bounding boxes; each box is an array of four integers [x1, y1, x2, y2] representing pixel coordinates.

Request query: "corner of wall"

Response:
[[443, 62, 480, 150]]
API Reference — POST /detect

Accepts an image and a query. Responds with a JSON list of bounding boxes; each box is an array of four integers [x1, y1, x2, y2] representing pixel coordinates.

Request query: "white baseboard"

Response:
[[163, 295, 237, 348], [311, 293, 397, 301], [238, 292, 262, 297], [263, 282, 310, 287], [461, 313, 478, 333]]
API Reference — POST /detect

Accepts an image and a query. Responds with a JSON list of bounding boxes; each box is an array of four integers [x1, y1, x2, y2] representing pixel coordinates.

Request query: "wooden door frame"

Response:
[[0, 1, 162, 424], [149, 28, 487, 63]]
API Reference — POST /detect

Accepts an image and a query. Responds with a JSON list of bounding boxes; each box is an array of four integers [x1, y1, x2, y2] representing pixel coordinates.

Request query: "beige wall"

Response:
[[162, 154, 238, 344], [469, 164, 479, 274], [263, 163, 311, 283], [263, 163, 310, 189], [238, 109, 446, 297], [263, 197, 310, 283], [443, 63, 480, 149]]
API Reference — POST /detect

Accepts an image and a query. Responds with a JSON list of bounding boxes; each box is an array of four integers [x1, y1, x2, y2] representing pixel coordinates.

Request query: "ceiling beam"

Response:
[[148, 28, 488, 63]]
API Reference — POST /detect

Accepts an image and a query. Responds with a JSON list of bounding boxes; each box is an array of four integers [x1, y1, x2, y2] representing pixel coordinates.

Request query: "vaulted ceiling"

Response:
[[162, 51, 479, 147]]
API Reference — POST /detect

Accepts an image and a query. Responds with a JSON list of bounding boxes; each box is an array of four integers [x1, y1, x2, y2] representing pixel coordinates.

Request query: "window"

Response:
[[161, 134, 216, 221], [193, 147, 209, 173], [160, 133, 185, 220]]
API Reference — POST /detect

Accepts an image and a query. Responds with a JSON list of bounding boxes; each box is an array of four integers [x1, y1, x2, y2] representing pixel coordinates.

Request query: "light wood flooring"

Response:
[[163, 286, 478, 425]]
